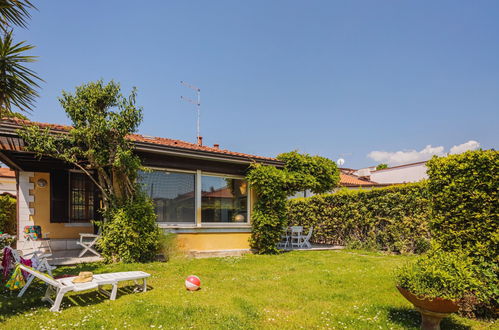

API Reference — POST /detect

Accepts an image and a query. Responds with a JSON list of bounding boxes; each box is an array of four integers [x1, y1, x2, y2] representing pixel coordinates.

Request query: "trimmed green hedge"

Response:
[[0, 194, 16, 235], [427, 150, 499, 264], [286, 182, 431, 254]]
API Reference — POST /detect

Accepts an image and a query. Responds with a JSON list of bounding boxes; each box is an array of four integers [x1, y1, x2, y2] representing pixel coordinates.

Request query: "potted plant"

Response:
[[395, 250, 483, 330]]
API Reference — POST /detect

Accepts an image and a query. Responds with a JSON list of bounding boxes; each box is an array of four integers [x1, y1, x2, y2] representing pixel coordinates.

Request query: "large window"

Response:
[[201, 176, 248, 223], [139, 170, 196, 224], [138, 170, 250, 226]]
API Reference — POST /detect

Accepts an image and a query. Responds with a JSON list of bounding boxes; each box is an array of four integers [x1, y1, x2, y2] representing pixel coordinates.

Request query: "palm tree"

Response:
[[0, 30, 42, 116], [0, 0, 36, 32]]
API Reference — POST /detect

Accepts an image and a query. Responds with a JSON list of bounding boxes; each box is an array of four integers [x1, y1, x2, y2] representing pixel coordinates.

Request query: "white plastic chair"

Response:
[[290, 226, 303, 249], [299, 226, 313, 248], [18, 264, 151, 312], [25, 232, 52, 255], [277, 229, 290, 249], [77, 233, 101, 257]]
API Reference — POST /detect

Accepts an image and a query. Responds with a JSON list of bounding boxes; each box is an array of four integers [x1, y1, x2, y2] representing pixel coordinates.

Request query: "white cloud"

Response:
[[368, 145, 444, 165], [367, 140, 480, 166], [449, 140, 480, 154]]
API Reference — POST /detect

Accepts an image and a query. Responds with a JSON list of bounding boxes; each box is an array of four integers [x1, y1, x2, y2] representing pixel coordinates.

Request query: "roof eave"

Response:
[[134, 141, 284, 167]]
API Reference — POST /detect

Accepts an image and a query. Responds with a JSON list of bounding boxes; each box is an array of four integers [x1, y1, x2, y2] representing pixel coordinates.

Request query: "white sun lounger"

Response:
[[18, 264, 150, 312]]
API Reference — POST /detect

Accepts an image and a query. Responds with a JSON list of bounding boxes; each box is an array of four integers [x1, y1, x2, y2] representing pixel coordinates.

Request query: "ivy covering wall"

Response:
[[246, 151, 340, 254], [287, 182, 431, 254]]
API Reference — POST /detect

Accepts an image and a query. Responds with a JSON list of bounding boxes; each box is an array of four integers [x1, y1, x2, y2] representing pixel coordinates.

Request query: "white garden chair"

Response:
[[77, 233, 101, 258], [18, 264, 151, 312], [298, 226, 313, 248], [25, 232, 52, 255], [4, 246, 56, 297], [290, 226, 303, 249], [277, 229, 290, 249]]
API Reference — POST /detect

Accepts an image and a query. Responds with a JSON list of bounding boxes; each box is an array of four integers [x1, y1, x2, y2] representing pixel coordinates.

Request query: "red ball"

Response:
[[185, 275, 201, 291]]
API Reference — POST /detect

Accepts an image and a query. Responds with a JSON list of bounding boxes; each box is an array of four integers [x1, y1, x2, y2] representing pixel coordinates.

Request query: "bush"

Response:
[[287, 182, 431, 254], [427, 150, 499, 314], [0, 194, 16, 235], [396, 250, 484, 302], [98, 192, 161, 263], [426, 150, 499, 263]]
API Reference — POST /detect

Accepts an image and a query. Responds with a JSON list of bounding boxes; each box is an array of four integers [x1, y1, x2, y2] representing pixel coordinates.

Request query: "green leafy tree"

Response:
[[247, 151, 339, 253], [19, 80, 160, 262], [376, 163, 388, 170]]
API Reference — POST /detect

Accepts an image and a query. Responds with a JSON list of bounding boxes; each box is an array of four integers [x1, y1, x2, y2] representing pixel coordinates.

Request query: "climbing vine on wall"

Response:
[[246, 151, 339, 254]]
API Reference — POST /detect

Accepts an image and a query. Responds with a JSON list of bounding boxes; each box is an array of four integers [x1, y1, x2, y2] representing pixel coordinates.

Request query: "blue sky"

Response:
[[13, 1, 499, 168]]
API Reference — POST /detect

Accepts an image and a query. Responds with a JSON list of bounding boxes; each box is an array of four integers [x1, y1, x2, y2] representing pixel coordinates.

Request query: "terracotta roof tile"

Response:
[[339, 172, 380, 187], [1, 118, 277, 162]]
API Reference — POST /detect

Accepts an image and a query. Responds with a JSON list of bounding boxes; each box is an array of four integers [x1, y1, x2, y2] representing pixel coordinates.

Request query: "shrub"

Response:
[[0, 195, 16, 235], [396, 250, 484, 302], [426, 150, 499, 263], [427, 150, 499, 314], [286, 182, 431, 254], [98, 192, 161, 263]]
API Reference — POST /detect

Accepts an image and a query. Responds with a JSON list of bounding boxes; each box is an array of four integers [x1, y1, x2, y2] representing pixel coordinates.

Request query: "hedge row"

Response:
[[427, 150, 498, 264], [286, 182, 431, 254], [0, 194, 16, 235]]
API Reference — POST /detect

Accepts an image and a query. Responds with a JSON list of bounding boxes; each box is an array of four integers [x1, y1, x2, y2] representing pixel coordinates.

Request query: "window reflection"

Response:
[[139, 170, 195, 224], [201, 176, 248, 223]]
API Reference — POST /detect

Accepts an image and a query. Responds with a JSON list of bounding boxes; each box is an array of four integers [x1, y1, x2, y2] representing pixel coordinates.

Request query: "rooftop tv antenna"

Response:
[[336, 153, 352, 167], [180, 81, 201, 144]]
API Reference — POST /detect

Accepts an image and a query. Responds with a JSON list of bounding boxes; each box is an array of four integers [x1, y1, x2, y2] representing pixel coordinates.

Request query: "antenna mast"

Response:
[[180, 81, 201, 144]]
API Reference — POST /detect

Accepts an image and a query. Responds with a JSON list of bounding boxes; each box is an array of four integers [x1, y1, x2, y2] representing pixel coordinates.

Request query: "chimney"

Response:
[[213, 144, 219, 149], [197, 136, 203, 146]]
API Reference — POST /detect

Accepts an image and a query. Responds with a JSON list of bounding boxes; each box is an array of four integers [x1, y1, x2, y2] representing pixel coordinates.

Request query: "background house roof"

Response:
[[339, 171, 382, 187], [0, 167, 15, 178]]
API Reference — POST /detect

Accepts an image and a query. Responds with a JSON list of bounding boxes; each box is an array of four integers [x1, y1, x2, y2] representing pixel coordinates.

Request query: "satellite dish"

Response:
[[337, 158, 345, 166]]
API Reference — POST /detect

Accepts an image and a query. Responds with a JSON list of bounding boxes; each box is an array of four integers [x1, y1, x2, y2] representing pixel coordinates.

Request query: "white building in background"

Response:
[[369, 161, 428, 184]]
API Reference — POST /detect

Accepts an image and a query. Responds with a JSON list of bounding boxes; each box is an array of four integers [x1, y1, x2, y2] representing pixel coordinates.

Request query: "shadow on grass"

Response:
[[387, 307, 472, 330], [0, 283, 152, 322], [53, 262, 106, 276]]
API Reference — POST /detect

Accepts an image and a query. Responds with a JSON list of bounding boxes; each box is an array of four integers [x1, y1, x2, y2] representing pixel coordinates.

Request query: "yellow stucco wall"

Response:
[[176, 233, 251, 251], [28, 171, 256, 249], [30, 172, 93, 239]]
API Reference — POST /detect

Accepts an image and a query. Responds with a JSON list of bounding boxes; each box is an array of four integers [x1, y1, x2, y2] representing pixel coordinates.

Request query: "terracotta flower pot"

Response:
[[397, 286, 460, 330]]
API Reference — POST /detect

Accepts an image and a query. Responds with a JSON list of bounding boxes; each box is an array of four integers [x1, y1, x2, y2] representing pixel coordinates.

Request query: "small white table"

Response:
[[77, 233, 101, 257]]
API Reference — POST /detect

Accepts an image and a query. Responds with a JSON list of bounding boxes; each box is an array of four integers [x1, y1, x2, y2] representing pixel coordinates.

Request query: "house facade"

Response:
[[368, 161, 428, 184], [0, 118, 282, 255]]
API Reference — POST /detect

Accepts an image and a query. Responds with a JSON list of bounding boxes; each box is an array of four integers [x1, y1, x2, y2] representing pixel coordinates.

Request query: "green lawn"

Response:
[[0, 250, 495, 329]]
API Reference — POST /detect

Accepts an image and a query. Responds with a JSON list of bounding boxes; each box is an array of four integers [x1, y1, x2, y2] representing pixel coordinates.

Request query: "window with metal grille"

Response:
[[69, 172, 94, 221]]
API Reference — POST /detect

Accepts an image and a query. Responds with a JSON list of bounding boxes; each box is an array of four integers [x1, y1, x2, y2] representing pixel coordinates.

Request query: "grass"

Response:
[[0, 250, 495, 329]]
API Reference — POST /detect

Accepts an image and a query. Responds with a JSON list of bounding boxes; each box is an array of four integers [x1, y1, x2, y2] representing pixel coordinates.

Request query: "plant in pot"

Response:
[[395, 250, 483, 329]]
